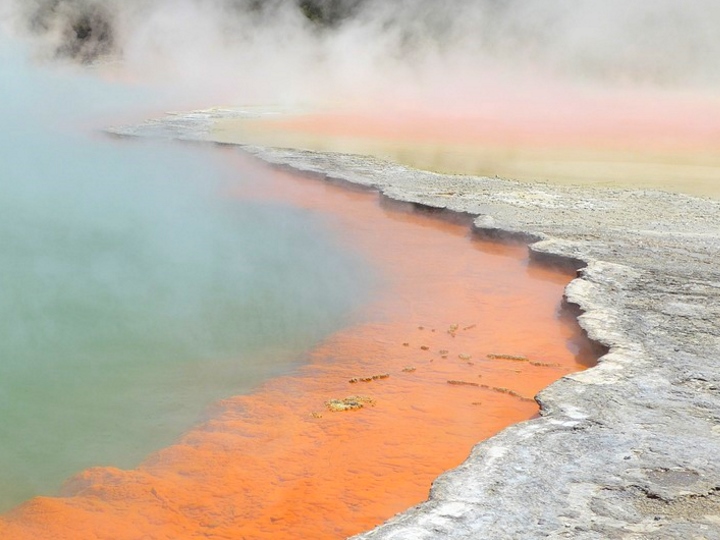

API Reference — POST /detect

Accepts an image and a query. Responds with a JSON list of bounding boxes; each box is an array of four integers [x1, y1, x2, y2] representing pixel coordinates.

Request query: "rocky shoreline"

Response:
[[110, 110, 720, 539]]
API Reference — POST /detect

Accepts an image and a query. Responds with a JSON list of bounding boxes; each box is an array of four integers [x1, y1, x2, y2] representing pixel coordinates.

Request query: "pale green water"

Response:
[[0, 44, 373, 511]]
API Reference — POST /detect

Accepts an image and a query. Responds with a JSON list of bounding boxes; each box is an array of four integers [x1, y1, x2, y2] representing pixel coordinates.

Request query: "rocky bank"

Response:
[[110, 109, 720, 539]]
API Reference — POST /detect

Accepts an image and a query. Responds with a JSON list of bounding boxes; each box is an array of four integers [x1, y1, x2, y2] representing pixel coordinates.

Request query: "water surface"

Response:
[[212, 101, 720, 199], [0, 45, 373, 511], [1, 153, 598, 540]]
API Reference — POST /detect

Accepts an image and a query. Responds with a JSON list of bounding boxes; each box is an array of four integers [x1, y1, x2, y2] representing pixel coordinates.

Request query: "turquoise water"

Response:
[[0, 44, 373, 511]]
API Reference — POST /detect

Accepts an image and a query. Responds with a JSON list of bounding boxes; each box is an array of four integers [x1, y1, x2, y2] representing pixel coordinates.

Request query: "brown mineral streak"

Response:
[[0, 153, 595, 539]]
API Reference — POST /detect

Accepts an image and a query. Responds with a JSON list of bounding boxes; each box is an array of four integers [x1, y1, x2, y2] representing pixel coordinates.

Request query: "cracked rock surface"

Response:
[[110, 110, 720, 539]]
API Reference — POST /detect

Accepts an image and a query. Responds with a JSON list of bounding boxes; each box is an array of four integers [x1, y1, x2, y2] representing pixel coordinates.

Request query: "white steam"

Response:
[[2, 0, 720, 106]]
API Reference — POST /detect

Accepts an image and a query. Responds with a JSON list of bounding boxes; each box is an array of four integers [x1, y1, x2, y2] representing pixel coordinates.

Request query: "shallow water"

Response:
[[213, 101, 720, 199], [0, 46, 373, 511]]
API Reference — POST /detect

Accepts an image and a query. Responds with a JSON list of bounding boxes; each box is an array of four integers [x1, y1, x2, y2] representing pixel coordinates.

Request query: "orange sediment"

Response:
[[0, 154, 596, 539]]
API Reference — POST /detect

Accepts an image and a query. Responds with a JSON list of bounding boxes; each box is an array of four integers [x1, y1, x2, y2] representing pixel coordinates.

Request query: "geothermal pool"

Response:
[[0, 48, 373, 511], [1, 45, 595, 540], [0, 149, 596, 539]]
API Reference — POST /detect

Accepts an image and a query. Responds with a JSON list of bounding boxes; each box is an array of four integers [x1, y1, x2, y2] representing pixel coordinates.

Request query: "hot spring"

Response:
[[0, 38, 596, 540], [0, 43, 373, 512]]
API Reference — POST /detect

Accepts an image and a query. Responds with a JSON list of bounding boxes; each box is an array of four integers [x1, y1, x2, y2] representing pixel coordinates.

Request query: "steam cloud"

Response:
[[3, 0, 719, 106]]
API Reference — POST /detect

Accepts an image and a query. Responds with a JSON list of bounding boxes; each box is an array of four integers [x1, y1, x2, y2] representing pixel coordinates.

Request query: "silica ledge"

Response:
[[108, 111, 720, 539]]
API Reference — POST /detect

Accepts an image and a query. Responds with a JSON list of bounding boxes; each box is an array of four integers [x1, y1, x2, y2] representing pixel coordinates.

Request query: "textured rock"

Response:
[[109, 110, 720, 539]]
